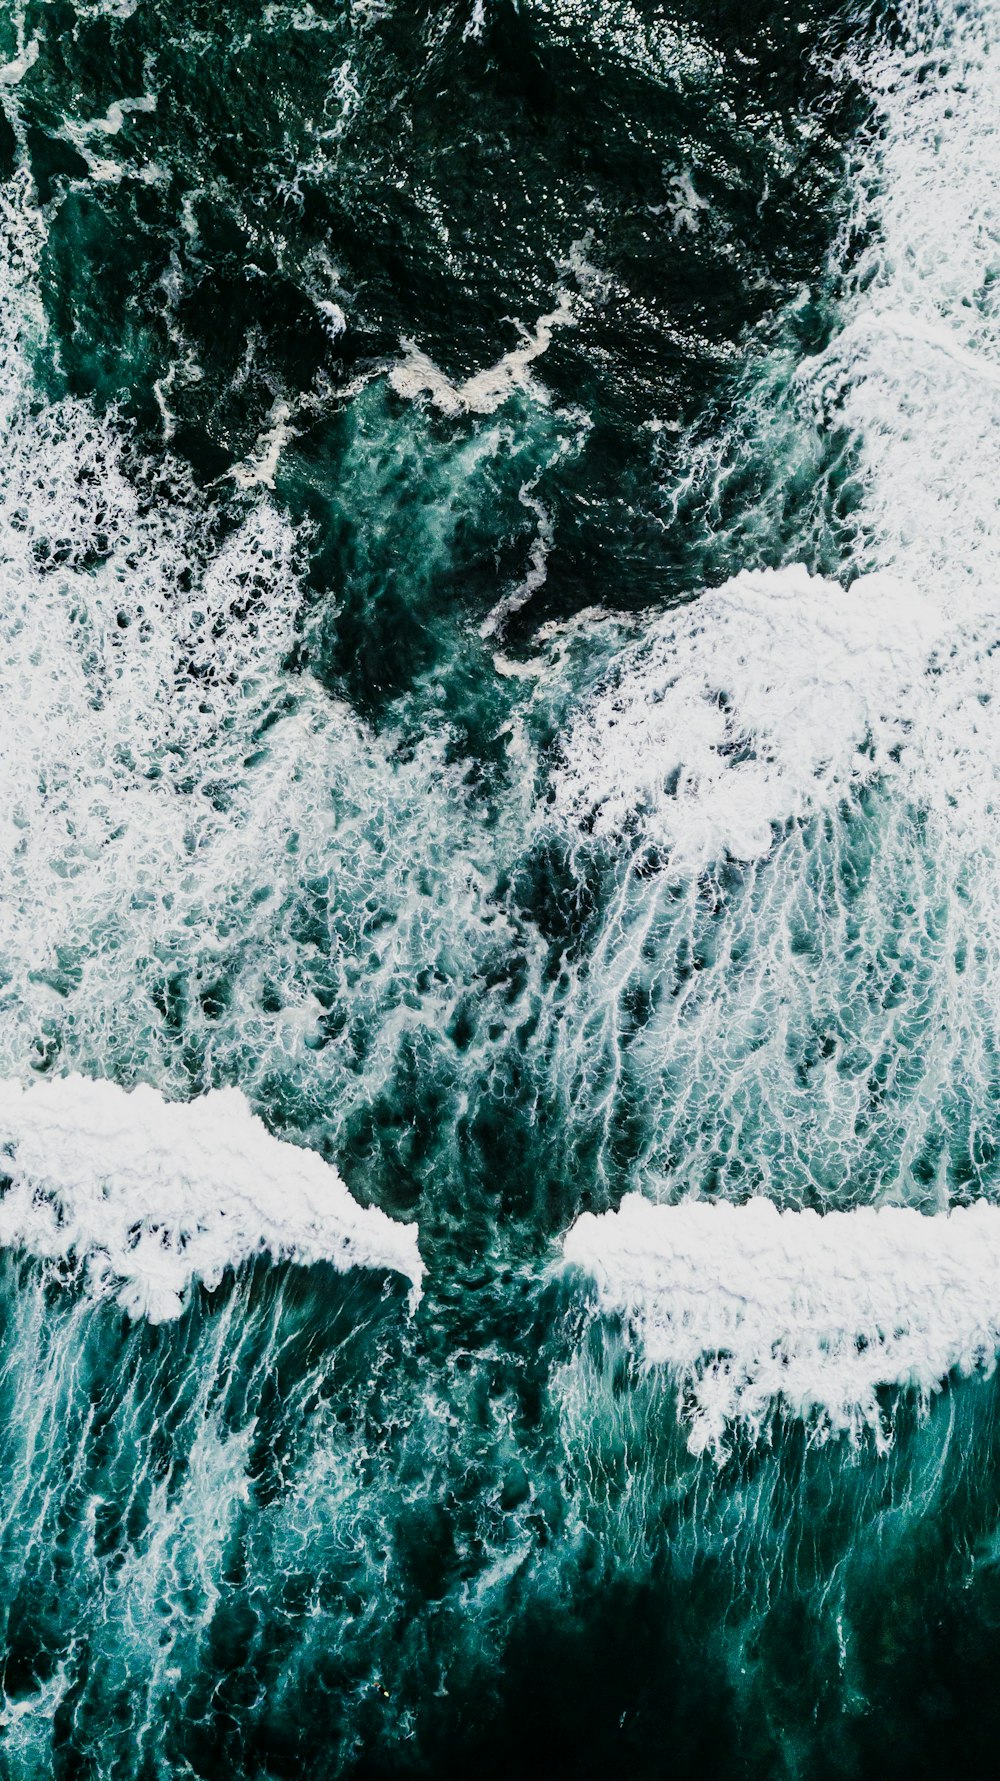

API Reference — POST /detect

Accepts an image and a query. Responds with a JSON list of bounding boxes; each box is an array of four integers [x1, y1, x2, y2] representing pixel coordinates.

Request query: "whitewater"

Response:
[[565, 1197, 1000, 1455], [0, 1074, 423, 1319], [0, 0, 996, 1775], [555, 0, 1000, 1456]]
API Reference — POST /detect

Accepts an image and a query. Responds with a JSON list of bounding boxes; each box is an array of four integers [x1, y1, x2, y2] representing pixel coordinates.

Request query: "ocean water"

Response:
[[0, 0, 998, 1774]]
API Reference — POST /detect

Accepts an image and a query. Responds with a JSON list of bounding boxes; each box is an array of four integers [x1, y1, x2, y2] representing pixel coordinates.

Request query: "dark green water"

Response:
[[2, 0, 1000, 1773]]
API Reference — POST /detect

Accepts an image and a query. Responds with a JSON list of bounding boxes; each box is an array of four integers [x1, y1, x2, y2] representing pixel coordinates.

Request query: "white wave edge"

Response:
[[563, 1195, 1000, 1456], [550, 565, 937, 867], [0, 1074, 423, 1322]]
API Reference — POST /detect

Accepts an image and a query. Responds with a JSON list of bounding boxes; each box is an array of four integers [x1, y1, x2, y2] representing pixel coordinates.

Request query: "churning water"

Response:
[[0, 0, 998, 1774]]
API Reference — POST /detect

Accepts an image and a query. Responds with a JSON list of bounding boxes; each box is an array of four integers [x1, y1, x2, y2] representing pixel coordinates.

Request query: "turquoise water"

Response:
[[1, 0, 1000, 1773]]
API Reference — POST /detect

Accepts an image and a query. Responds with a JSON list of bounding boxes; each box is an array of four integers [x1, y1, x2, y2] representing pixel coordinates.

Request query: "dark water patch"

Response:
[[2, 0, 873, 712], [0, 1244, 998, 1780]]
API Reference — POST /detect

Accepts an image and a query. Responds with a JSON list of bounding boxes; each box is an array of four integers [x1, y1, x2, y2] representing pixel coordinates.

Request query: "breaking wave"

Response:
[[0, 1073, 422, 1321], [564, 1195, 1000, 1456]]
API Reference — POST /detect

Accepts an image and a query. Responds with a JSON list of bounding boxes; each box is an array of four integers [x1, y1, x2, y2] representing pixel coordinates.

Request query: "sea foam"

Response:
[[0, 1074, 423, 1321], [389, 290, 576, 415], [535, 0, 1000, 1215], [551, 565, 936, 866], [564, 1196, 1000, 1456]]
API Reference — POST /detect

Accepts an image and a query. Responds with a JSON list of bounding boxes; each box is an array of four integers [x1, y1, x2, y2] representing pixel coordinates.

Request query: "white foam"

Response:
[[388, 291, 575, 416], [788, 5, 1000, 881], [56, 94, 164, 187], [533, 0, 1000, 1213], [564, 1195, 1000, 1456], [663, 169, 709, 236], [230, 397, 297, 488], [0, 169, 509, 1163], [480, 478, 554, 639], [462, 0, 487, 42], [551, 565, 936, 865], [0, 1074, 423, 1321]]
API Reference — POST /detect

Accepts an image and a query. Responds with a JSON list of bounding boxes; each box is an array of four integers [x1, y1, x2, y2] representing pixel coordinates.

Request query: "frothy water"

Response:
[[0, 1074, 422, 1319], [551, 564, 935, 865], [565, 1196, 1000, 1455], [0, 0, 997, 1773]]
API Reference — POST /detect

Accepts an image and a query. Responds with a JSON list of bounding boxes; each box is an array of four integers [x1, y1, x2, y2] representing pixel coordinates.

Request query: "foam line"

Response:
[[389, 291, 575, 415], [0, 1074, 423, 1321], [563, 1196, 1000, 1456]]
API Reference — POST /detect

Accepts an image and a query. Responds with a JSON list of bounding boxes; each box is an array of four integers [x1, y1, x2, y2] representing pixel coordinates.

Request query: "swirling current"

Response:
[[0, 0, 998, 1775]]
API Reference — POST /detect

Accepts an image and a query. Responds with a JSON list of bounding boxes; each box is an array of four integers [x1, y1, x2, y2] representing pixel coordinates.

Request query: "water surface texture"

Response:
[[0, 0, 998, 1775]]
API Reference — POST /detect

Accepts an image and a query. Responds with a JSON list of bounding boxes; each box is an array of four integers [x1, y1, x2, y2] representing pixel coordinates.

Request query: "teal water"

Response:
[[1, 0, 1000, 1774]]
